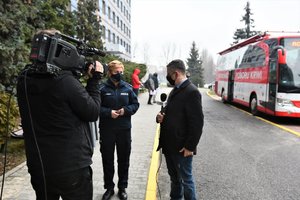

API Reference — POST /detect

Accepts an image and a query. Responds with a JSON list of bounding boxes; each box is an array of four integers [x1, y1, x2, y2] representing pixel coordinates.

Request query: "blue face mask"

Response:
[[110, 73, 123, 82]]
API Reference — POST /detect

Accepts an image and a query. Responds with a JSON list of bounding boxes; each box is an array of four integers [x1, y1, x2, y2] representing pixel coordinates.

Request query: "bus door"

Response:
[[267, 57, 277, 113], [227, 70, 235, 102]]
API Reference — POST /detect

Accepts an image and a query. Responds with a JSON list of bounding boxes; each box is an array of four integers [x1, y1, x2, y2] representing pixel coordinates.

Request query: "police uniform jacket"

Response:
[[99, 79, 139, 130]]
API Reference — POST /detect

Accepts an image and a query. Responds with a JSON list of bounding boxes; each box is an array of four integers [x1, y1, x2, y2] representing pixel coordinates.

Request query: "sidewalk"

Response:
[[0, 90, 163, 200]]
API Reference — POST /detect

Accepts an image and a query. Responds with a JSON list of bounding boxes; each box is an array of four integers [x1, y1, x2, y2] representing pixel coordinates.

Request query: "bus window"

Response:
[[279, 38, 300, 92]]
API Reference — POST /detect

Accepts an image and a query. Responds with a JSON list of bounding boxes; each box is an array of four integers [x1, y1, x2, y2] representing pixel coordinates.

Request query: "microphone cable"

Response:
[[156, 149, 163, 200], [0, 86, 14, 200], [24, 70, 48, 200]]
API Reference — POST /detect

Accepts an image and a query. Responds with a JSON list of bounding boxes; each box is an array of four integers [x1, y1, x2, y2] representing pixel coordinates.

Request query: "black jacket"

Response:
[[157, 79, 204, 154], [99, 79, 139, 130], [17, 70, 101, 175]]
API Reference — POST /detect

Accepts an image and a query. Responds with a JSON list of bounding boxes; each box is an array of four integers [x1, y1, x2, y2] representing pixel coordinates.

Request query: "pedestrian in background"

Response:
[[156, 59, 204, 200], [152, 72, 159, 103], [144, 73, 155, 105], [99, 60, 139, 200], [131, 68, 141, 96], [17, 29, 104, 200]]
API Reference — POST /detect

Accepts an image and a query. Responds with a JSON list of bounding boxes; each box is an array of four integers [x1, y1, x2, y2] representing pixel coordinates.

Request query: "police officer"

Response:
[[99, 60, 139, 200]]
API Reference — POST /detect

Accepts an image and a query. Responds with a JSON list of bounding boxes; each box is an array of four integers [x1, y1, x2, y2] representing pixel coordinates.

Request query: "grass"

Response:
[[0, 138, 26, 176]]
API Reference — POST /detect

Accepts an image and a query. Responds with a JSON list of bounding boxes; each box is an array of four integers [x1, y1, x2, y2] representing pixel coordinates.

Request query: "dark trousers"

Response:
[[100, 129, 131, 190], [147, 94, 153, 104], [133, 88, 139, 96], [30, 166, 93, 200]]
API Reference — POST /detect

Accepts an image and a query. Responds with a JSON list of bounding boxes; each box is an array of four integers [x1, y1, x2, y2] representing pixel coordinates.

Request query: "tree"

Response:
[[232, 1, 257, 45], [36, 0, 76, 35], [186, 41, 204, 87], [162, 42, 177, 65], [0, 0, 77, 91], [75, 0, 103, 50], [201, 48, 216, 84], [0, 0, 35, 90]]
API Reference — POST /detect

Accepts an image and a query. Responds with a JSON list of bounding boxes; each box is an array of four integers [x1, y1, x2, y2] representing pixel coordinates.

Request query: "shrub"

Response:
[[0, 91, 20, 148]]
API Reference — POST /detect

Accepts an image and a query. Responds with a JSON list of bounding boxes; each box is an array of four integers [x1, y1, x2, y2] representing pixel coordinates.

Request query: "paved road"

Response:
[[158, 89, 300, 200]]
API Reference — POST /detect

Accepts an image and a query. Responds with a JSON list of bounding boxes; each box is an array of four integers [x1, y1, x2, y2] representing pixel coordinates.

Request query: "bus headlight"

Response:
[[277, 98, 293, 107]]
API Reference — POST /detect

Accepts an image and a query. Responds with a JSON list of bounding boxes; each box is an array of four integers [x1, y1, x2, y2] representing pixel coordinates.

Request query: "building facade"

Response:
[[69, 0, 132, 61], [99, 0, 132, 61]]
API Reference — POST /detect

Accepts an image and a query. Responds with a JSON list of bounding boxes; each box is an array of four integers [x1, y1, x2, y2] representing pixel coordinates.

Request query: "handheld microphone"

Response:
[[160, 93, 167, 113]]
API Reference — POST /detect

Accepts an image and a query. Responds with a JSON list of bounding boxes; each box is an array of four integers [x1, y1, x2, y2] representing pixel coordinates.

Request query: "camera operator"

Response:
[[16, 29, 104, 200]]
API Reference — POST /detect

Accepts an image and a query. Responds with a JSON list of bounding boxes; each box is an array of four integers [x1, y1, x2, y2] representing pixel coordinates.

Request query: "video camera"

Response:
[[29, 32, 107, 76]]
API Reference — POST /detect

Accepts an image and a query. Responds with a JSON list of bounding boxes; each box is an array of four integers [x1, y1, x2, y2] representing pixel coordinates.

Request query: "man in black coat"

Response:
[[156, 59, 204, 200], [17, 30, 104, 200]]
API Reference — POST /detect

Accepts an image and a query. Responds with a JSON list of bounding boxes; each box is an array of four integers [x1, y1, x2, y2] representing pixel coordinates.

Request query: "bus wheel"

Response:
[[250, 96, 258, 115]]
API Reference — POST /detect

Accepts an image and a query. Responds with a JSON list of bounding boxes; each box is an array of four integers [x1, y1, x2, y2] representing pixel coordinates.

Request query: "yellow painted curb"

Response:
[[145, 124, 160, 200]]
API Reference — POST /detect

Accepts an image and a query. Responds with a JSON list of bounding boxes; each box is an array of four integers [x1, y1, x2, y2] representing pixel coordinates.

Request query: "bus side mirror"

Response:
[[278, 49, 286, 65]]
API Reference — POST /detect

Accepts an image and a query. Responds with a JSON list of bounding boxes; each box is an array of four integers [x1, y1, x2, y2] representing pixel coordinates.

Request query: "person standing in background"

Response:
[[152, 72, 159, 103], [99, 60, 139, 200], [131, 68, 141, 96], [156, 59, 204, 200], [144, 73, 155, 105]]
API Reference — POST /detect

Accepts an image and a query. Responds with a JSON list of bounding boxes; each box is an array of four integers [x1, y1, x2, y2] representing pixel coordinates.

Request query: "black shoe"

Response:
[[147, 102, 153, 105], [118, 189, 127, 200], [102, 189, 114, 200]]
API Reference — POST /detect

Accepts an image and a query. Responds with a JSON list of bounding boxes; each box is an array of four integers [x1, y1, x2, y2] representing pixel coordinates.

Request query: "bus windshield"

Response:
[[279, 38, 300, 93]]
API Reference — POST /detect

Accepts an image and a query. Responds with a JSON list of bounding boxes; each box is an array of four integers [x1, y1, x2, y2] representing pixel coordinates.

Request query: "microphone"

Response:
[[160, 93, 167, 113]]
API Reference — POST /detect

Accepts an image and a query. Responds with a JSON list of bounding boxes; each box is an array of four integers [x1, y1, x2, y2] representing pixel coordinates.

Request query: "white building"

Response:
[[69, 0, 132, 61], [99, 0, 132, 61]]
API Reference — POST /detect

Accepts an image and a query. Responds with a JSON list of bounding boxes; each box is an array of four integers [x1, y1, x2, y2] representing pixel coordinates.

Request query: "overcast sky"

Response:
[[131, 0, 300, 67]]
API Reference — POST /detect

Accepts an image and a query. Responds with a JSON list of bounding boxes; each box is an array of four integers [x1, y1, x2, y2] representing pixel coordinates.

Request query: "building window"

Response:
[[108, 6, 111, 19], [113, 33, 116, 44], [113, 12, 115, 23], [117, 36, 120, 44], [108, 29, 111, 42], [117, 16, 119, 27], [102, 0, 106, 15], [120, 20, 123, 31], [102, 26, 106, 39], [120, 1, 123, 12]]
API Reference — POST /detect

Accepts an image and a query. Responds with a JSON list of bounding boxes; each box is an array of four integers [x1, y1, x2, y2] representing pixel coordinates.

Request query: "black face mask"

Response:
[[166, 74, 175, 86], [111, 73, 123, 82]]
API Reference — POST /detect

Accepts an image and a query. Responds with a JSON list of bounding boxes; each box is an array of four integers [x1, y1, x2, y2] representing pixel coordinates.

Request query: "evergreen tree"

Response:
[[232, 1, 257, 45], [186, 41, 204, 87], [75, 0, 103, 50], [0, 0, 76, 91], [0, 0, 34, 90], [36, 0, 76, 35]]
